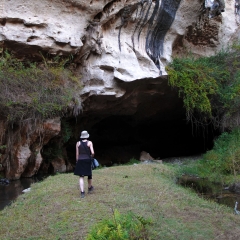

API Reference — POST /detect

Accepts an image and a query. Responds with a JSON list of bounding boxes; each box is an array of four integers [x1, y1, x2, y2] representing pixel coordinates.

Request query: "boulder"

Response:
[[139, 151, 154, 162], [229, 182, 240, 194], [50, 157, 67, 174]]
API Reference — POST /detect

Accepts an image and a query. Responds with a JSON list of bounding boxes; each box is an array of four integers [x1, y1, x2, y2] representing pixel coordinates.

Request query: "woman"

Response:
[[74, 130, 95, 198]]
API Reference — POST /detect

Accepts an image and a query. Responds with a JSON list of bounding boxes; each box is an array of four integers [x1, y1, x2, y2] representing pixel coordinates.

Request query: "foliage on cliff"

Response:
[[166, 44, 240, 129], [0, 50, 82, 123]]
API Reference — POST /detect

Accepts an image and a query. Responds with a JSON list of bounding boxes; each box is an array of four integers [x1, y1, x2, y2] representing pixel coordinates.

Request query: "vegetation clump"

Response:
[[86, 209, 152, 240], [202, 127, 240, 179], [172, 127, 240, 183], [41, 119, 74, 163], [0, 50, 82, 123], [166, 43, 240, 129], [166, 44, 240, 182]]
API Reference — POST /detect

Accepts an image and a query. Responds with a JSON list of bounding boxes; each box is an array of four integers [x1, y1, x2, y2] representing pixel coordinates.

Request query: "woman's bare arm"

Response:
[[88, 141, 95, 157], [76, 141, 79, 162]]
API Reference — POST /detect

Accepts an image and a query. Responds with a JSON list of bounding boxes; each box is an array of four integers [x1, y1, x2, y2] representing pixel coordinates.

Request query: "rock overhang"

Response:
[[0, 0, 238, 177]]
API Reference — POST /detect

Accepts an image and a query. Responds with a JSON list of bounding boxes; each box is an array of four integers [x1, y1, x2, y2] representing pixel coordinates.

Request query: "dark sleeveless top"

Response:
[[74, 140, 92, 176], [78, 141, 91, 160]]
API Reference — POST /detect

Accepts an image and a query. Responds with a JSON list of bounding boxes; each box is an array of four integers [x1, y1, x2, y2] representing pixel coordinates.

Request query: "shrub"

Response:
[[126, 158, 140, 165], [40, 119, 74, 162], [166, 56, 219, 117], [86, 209, 152, 240], [41, 141, 62, 163], [0, 50, 82, 123], [166, 44, 240, 129], [0, 145, 6, 158], [170, 128, 240, 181], [61, 119, 73, 144], [202, 127, 240, 177]]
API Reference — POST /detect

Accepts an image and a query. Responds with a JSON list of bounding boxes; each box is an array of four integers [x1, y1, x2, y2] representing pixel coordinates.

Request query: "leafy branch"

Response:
[[166, 44, 240, 129]]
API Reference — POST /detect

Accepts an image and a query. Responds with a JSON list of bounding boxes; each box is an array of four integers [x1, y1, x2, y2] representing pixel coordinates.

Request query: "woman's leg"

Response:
[[88, 175, 94, 192], [88, 178, 92, 188], [79, 176, 84, 192]]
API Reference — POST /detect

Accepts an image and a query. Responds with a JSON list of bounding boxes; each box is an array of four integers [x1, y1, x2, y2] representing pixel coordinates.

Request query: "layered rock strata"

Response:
[[0, 118, 66, 179], [0, 0, 239, 179]]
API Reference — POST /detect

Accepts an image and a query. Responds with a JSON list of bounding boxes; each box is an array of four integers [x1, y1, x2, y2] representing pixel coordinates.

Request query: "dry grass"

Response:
[[0, 163, 240, 239]]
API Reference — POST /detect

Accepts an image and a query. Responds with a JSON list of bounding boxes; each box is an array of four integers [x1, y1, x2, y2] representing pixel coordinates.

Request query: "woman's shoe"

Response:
[[88, 186, 94, 193], [81, 191, 85, 198]]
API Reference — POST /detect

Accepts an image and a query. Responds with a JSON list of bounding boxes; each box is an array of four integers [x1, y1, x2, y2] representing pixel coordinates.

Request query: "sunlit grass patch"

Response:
[[1, 164, 240, 239]]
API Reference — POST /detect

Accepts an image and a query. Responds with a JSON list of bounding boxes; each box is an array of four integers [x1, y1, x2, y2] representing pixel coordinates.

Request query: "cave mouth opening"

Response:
[[64, 77, 220, 167], [66, 114, 219, 167]]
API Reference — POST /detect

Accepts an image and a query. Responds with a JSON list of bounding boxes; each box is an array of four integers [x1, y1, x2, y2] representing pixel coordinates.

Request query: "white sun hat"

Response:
[[80, 130, 89, 139]]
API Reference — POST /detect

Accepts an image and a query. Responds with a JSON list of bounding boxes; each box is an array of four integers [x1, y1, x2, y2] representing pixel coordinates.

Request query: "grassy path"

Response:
[[1, 163, 240, 239]]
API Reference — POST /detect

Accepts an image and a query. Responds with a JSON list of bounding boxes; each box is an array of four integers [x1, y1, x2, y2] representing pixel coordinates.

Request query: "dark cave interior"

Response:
[[65, 114, 219, 167], [61, 77, 221, 167], [38, 76, 222, 169]]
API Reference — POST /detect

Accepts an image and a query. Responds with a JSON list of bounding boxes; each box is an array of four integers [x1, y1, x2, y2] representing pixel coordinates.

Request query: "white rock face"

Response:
[[14, 144, 31, 179], [1, 118, 61, 180], [1, 0, 85, 52], [163, 0, 238, 59], [0, 0, 239, 178], [77, 0, 238, 102], [0, 0, 238, 84]]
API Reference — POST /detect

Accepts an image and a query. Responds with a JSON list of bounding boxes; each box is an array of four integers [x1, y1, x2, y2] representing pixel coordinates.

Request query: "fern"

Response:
[[86, 209, 152, 240]]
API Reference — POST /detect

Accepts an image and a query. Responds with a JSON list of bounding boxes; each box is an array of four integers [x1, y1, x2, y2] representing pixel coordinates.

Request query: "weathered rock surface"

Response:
[[229, 182, 240, 193], [1, 1, 238, 82], [139, 151, 154, 161], [0, 0, 239, 178], [0, 118, 62, 179]]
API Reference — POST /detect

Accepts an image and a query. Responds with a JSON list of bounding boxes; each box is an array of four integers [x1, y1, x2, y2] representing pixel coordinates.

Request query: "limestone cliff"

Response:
[[0, 0, 239, 179]]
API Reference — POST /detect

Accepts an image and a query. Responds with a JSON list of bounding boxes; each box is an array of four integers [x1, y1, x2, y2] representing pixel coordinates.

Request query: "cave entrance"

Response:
[[66, 114, 218, 167], [65, 77, 219, 166], [90, 116, 217, 165]]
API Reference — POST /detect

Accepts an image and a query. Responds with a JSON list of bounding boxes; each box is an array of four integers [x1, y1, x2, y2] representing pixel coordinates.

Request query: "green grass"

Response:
[[1, 164, 240, 239], [169, 128, 240, 184], [167, 157, 240, 186]]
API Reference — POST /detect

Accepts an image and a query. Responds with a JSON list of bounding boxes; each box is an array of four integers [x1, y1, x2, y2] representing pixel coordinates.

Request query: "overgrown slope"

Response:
[[0, 51, 82, 123]]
